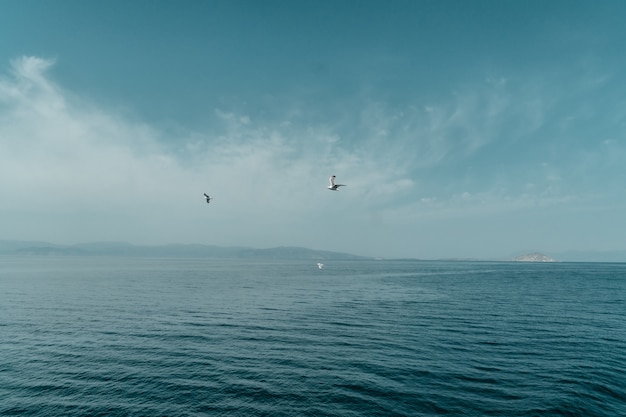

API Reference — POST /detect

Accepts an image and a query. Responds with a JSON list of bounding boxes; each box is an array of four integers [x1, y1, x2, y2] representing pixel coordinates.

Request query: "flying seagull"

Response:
[[317, 263, 324, 269], [327, 175, 346, 191], [203, 193, 212, 204]]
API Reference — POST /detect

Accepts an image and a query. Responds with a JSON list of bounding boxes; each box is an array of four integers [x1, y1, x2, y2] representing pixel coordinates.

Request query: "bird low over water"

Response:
[[327, 175, 346, 191], [203, 193, 212, 204]]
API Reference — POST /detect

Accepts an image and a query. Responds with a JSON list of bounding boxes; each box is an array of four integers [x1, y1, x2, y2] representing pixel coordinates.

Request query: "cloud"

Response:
[[7, 56, 56, 90], [0, 57, 419, 247], [2, 56, 623, 257], [1, 58, 171, 210]]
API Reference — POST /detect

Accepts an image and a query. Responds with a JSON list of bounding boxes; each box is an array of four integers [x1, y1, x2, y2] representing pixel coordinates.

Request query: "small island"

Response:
[[512, 253, 556, 262]]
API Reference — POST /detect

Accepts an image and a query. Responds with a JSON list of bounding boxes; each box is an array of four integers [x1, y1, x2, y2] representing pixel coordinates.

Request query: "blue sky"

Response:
[[1, 0, 625, 259]]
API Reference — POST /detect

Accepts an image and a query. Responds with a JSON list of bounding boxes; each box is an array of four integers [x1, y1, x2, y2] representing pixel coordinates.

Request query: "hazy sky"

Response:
[[1, 0, 625, 259]]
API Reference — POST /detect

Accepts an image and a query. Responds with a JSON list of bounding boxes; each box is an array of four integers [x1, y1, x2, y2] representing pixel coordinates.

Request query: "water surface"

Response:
[[1, 258, 624, 416]]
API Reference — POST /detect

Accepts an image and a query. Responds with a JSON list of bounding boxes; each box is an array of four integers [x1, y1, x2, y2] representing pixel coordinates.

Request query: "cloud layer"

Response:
[[1, 57, 624, 258], [0, 57, 416, 250]]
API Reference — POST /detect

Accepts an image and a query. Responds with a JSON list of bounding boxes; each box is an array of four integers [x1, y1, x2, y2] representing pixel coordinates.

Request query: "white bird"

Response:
[[203, 193, 212, 204], [317, 263, 324, 269], [327, 175, 346, 191]]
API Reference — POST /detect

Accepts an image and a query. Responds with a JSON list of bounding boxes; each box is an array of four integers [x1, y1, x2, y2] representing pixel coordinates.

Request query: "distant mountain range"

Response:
[[510, 251, 626, 263], [2, 240, 625, 262], [549, 250, 626, 263], [0, 240, 371, 260]]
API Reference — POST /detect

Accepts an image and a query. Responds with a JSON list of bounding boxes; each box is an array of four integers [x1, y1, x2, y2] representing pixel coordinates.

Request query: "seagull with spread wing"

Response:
[[327, 175, 346, 191]]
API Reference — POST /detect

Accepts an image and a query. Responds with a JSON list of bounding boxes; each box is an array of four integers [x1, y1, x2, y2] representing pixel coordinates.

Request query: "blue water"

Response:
[[1, 258, 624, 416]]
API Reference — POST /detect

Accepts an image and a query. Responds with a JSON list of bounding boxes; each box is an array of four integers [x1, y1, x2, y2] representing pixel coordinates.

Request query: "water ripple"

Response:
[[1, 258, 625, 416]]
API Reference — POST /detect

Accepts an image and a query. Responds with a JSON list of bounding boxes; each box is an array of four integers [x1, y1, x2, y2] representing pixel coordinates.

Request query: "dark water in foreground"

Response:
[[1, 257, 624, 416]]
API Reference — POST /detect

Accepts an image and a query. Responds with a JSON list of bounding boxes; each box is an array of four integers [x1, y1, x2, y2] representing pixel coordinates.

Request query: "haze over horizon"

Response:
[[1, 1, 625, 259]]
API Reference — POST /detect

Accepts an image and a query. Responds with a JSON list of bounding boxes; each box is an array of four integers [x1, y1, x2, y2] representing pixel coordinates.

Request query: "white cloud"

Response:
[[2, 57, 621, 257], [0, 57, 418, 248]]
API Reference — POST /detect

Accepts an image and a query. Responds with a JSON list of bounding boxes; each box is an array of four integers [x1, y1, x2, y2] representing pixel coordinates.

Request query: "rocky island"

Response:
[[513, 253, 556, 262]]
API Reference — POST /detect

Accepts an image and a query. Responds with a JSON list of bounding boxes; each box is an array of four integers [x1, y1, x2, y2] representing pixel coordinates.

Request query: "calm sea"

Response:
[[1, 257, 624, 416]]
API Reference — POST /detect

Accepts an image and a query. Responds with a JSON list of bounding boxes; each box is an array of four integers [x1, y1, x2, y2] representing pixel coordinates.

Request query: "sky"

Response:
[[1, 0, 625, 259]]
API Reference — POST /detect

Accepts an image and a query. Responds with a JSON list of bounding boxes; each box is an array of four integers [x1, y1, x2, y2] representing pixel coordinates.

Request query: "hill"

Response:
[[512, 253, 557, 262], [0, 240, 370, 260]]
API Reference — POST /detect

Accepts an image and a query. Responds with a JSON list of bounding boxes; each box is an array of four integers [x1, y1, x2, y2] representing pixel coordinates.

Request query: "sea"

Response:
[[1, 257, 624, 417]]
